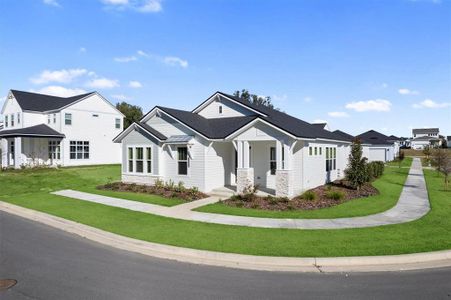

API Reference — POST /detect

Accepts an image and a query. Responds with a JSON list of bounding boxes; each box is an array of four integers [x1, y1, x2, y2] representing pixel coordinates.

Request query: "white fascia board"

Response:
[[192, 92, 268, 117], [225, 117, 297, 140], [55, 92, 125, 117], [113, 123, 163, 143]]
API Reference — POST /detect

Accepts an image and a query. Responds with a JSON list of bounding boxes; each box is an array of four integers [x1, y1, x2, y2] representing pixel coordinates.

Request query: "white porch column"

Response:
[[237, 141, 243, 168], [243, 140, 250, 168], [1, 138, 8, 168], [14, 137, 22, 169], [236, 140, 254, 194], [283, 143, 291, 170], [276, 140, 283, 170]]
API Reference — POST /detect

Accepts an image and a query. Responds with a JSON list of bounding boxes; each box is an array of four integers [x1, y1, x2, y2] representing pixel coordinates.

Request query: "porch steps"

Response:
[[208, 187, 236, 199]]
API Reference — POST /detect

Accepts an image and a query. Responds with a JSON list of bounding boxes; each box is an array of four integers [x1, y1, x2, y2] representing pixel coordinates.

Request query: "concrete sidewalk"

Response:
[[52, 158, 430, 229]]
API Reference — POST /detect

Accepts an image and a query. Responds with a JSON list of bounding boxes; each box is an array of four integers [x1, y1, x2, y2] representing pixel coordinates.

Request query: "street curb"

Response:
[[1, 201, 451, 273]]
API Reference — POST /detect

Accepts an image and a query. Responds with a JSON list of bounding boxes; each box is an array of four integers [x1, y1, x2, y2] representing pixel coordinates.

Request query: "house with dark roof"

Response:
[[114, 91, 352, 197], [411, 128, 441, 149], [1, 90, 124, 168], [356, 130, 399, 162]]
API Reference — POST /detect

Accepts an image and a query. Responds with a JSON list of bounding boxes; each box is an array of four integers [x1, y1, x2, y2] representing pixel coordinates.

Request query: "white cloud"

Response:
[[32, 86, 87, 97], [85, 78, 119, 89], [328, 111, 349, 118], [31, 68, 88, 84], [43, 0, 60, 7], [137, 50, 150, 57], [345, 99, 392, 112], [303, 96, 313, 103], [111, 94, 131, 101], [398, 88, 419, 95], [101, 0, 162, 13], [163, 56, 188, 68], [129, 81, 142, 88], [79, 47, 87, 53], [412, 99, 450, 109], [114, 56, 137, 63]]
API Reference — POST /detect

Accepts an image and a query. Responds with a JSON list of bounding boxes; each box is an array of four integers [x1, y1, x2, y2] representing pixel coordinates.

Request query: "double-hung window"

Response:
[[115, 118, 121, 129], [48, 141, 61, 160], [177, 147, 188, 175], [135, 147, 144, 173], [11, 114, 14, 127], [146, 147, 152, 173], [4, 115, 8, 128], [65, 113, 72, 125], [128, 148, 134, 172], [53, 114, 57, 124], [325, 147, 337, 172], [17, 113, 20, 124], [70, 141, 89, 159], [270, 147, 277, 175], [48, 115, 51, 124]]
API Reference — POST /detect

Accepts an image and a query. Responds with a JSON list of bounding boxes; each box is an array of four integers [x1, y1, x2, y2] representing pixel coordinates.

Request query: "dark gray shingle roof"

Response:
[[157, 106, 258, 139], [0, 124, 65, 138], [332, 130, 355, 142], [356, 130, 391, 145], [11, 90, 94, 112], [412, 128, 439, 135], [137, 122, 167, 140]]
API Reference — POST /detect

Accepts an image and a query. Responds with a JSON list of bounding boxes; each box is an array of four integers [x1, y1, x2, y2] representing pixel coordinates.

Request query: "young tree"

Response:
[[233, 89, 275, 109], [345, 138, 368, 190], [116, 102, 143, 129], [431, 149, 451, 190]]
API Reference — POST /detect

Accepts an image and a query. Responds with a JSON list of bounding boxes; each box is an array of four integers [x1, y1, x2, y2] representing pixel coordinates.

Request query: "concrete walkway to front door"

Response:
[[52, 158, 430, 229]]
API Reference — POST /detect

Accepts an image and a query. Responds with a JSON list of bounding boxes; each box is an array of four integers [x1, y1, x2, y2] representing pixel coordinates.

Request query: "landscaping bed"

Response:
[[221, 181, 379, 211], [97, 182, 208, 201]]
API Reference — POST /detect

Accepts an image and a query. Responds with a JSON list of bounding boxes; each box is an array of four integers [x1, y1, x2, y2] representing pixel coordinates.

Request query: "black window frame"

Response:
[[177, 147, 188, 175]]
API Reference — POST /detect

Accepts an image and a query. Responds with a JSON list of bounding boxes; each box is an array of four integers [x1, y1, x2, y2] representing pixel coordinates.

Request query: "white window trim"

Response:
[[65, 113, 72, 125], [69, 140, 90, 160], [126, 144, 154, 175], [177, 146, 189, 176]]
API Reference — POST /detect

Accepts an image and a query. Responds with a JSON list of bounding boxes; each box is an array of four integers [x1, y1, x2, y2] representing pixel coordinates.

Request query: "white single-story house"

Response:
[[114, 91, 352, 198], [0, 90, 124, 169], [356, 130, 398, 162]]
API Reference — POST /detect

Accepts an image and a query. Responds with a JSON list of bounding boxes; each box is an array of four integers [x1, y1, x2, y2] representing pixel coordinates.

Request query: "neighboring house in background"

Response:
[[114, 91, 352, 197], [447, 136, 451, 148], [0, 121, 3, 131], [312, 122, 330, 131], [0, 90, 124, 169], [411, 128, 441, 150], [356, 130, 398, 162]]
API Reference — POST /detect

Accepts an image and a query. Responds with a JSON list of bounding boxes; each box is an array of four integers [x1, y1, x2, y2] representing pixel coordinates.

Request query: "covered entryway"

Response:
[[0, 124, 65, 169]]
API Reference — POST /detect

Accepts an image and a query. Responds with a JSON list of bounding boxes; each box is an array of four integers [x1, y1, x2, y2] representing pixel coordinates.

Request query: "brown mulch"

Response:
[[221, 180, 379, 211], [97, 182, 208, 202]]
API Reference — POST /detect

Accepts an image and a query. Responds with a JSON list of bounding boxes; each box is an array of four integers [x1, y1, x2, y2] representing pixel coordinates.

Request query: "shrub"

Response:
[[301, 190, 316, 201], [325, 190, 345, 200], [266, 195, 278, 205], [154, 179, 164, 189], [165, 179, 175, 190], [367, 161, 384, 180], [175, 181, 185, 193], [241, 184, 259, 202]]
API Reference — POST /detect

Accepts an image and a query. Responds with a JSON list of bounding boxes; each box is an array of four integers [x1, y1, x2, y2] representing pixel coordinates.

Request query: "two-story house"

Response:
[[0, 90, 124, 169], [411, 128, 441, 150]]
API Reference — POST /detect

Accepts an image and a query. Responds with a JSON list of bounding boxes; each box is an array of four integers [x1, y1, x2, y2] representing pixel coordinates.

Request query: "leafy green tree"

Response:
[[397, 150, 405, 168], [233, 89, 275, 109], [345, 139, 368, 190], [431, 148, 451, 190], [116, 102, 143, 129]]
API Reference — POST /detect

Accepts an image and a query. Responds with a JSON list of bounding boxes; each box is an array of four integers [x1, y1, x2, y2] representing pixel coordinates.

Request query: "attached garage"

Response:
[[368, 148, 386, 162]]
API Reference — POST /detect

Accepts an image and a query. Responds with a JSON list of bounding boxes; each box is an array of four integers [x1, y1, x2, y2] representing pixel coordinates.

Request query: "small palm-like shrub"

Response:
[[301, 190, 316, 201], [325, 190, 345, 200]]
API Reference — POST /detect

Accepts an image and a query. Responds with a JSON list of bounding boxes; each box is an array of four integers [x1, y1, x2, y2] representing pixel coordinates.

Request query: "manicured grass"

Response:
[[0, 165, 184, 207], [386, 157, 413, 168], [194, 161, 411, 219], [1, 163, 450, 257]]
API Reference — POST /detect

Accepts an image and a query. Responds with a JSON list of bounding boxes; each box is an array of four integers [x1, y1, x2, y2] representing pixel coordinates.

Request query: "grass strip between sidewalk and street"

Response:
[[0, 162, 450, 257]]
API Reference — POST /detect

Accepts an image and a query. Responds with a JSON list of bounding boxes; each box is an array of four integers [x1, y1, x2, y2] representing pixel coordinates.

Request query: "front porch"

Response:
[[0, 124, 65, 169]]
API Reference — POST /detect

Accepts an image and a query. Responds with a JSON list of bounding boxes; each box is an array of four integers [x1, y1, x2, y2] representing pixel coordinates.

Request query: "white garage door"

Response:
[[369, 148, 386, 162]]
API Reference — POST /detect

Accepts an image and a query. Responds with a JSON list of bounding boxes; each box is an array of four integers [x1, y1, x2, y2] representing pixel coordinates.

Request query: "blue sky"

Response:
[[1, 0, 450, 137]]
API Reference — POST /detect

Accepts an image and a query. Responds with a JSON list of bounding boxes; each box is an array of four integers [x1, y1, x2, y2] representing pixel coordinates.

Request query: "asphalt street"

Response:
[[1, 211, 450, 300]]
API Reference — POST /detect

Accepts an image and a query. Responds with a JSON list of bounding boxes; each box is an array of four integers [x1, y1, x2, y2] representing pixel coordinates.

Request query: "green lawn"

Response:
[[1, 163, 450, 257], [386, 157, 413, 168], [0, 165, 184, 207], [195, 159, 412, 219]]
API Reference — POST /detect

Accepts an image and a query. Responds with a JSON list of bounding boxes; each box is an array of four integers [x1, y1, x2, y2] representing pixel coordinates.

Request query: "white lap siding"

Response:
[[204, 142, 234, 192], [121, 128, 161, 185], [302, 142, 341, 190]]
